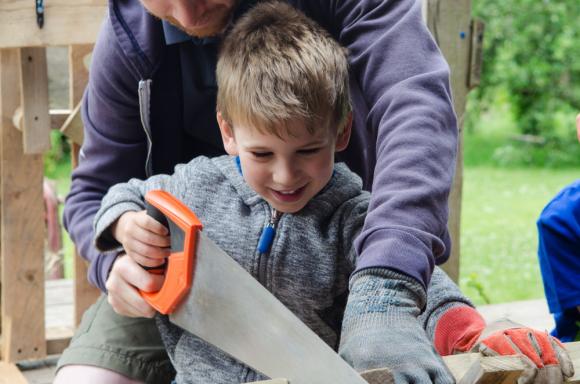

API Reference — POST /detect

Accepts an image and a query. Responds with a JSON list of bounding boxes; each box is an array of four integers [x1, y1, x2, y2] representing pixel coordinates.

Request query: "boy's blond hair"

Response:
[[216, 1, 351, 137]]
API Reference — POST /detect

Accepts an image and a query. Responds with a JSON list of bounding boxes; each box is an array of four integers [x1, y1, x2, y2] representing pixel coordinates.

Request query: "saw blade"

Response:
[[169, 232, 368, 384]]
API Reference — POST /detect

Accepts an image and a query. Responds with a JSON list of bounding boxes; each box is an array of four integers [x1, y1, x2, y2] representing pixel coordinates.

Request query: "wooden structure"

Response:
[[0, 0, 107, 379], [0, 0, 531, 382], [423, 0, 484, 282]]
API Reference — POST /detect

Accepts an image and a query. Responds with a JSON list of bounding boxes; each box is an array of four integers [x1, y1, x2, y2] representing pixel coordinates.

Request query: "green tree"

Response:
[[471, 0, 580, 136]]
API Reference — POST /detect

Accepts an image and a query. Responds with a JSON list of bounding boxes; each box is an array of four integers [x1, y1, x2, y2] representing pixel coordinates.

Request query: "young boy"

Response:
[[92, 2, 572, 383], [537, 115, 580, 343]]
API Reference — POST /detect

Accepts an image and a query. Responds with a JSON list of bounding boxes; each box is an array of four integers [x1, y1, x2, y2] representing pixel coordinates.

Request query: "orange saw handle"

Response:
[[140, 190, 203, 314]]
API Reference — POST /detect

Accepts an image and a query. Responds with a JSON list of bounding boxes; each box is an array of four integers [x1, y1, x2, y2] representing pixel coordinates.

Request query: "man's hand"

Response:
[[105, 252, 165, 317], [475, 320, 574, 383], [112, 210, 170, 267], [339, 268, 454, 383]]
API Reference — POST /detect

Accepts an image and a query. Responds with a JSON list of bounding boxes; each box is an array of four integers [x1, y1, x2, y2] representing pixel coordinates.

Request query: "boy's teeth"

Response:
[[279, 189, 297, 195]]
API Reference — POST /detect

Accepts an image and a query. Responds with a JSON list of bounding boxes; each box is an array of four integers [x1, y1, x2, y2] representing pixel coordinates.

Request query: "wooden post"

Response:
[[424, 0, 477, 283], [0, 49, 46, 361], [68, 44, 99, 326], [19, 47, 51, 154]]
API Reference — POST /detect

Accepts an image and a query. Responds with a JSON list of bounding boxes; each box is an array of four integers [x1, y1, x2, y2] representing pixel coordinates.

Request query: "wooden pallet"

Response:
[[250, 341, 580, 384]]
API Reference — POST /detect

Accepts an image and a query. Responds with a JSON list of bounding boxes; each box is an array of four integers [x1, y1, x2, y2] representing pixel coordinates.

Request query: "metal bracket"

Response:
[[35, 0, 44, 28], [468, 18, 485, 89]]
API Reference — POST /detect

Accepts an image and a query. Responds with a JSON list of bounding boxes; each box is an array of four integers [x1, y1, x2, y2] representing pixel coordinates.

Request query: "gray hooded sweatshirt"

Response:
[[94, 155, 470, 383]]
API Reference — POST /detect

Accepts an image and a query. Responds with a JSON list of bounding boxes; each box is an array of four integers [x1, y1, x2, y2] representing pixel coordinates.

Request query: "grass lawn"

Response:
[[459, 166, 579, 305]]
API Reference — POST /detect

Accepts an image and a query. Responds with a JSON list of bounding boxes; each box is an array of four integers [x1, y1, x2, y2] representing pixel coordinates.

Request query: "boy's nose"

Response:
[[272, 161, 299, 186]]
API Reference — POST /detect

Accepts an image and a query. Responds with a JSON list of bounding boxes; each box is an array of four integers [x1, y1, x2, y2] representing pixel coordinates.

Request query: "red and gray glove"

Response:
[[434, 306, 574, 383]]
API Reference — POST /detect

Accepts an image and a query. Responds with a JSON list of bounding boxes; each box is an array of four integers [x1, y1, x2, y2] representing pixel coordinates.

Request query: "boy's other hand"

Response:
[[113, 210, 170, 267], [105, 252, 165, 318]]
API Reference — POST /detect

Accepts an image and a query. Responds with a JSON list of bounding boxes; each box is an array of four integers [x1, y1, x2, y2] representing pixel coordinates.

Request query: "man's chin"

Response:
[[166, 16, 227, 38], [184, 26, 223, 38]]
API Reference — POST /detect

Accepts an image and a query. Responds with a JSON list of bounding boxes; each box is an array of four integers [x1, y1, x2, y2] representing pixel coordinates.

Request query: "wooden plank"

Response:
[[468, 19, 485, 89], [11, 108, 69, 132], [19, 47, 50, 154], [0, 48, 46, 362], [424, 0, 474, 283], [0, 361, 28, 384], [567, 341, 580, 383], [247, 342, 580, 384], [68, 44, 100, 325], [50, 109, 71, 131], [457, 356, 524, 384], [59, 102, 83, 145], [46, 327, 73, 355], [0, 0, 107, 49], [360, 368, 395, 384]]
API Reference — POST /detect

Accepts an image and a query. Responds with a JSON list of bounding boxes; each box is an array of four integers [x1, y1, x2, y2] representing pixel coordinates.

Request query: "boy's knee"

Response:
[[54, 365, 144, 384]]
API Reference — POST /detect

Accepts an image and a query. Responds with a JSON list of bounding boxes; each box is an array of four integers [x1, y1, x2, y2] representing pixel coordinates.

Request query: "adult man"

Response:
[[57, 0, 458, 382]]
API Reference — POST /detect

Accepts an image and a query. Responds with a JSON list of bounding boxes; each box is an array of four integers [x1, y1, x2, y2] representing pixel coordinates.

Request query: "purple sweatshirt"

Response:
[[64, 0, 457, 293]]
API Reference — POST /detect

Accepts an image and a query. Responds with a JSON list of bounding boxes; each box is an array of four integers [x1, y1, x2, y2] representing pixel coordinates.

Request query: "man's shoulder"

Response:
[[105, 0, 165, 78]]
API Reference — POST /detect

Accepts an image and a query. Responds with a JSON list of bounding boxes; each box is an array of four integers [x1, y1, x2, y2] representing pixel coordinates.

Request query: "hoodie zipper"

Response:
[[256, 206, 282, 285], [138, 79, 154, 177]]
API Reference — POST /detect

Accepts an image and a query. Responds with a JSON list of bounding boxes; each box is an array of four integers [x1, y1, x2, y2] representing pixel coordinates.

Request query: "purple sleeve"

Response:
[[308, 0, 458, 288], [63, 15, 146, 292]]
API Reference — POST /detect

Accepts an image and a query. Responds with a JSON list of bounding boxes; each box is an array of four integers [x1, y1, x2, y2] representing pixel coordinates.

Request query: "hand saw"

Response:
[[140, 190, 368, 384]]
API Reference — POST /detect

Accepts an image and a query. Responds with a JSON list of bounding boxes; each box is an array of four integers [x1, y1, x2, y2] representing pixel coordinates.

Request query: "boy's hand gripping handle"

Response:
[[141, 190, 203, 314]]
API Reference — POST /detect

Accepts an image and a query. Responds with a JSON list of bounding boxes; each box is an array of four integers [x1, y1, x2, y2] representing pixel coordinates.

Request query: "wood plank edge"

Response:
[[0, 362, 28, 384]]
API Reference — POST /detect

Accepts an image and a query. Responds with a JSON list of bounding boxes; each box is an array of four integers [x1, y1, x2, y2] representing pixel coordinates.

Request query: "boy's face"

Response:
[[217, 113, 351, 213]]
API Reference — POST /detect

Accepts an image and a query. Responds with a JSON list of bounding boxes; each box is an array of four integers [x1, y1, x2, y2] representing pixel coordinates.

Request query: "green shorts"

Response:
[[56, 294, 175, 384]]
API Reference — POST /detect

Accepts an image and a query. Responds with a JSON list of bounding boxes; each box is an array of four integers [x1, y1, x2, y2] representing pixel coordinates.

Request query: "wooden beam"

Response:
[[0, 0, 107, 48], [19, 47, 50, 154], [468, 19, 485, 89], [247, 342, 580, 384], [457, 356, 524, 384], [424, 0, 474, 283], [0, 49, 46, 362], [12, 108, 70, 132], [46, 326, 73, 355], [59, 102, 83, 146], [0, 362, 28, 384], [360, 368, 395, 384], [50, 109, 71, 131], [69, 44, 100, 325], [567, 341, 580, 383]]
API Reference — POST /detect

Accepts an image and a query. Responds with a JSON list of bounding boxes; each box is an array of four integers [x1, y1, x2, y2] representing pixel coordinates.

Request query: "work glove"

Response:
[[475, 319, 574, 383], [434, 306, 574, 384], [339, 268, 454, 384]]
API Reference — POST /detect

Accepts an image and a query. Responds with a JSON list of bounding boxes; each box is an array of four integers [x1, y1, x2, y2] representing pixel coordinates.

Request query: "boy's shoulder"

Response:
[[304, 163, 370, 223], [540, 179, 580, 220], [320, 163, 369, 204]]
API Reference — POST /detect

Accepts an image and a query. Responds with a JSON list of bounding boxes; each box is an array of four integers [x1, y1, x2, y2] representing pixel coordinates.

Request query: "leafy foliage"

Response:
[[470, 0, 580, 137]]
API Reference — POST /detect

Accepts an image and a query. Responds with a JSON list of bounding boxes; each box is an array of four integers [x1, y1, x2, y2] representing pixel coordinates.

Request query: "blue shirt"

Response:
[[537, 180, 580, 341]]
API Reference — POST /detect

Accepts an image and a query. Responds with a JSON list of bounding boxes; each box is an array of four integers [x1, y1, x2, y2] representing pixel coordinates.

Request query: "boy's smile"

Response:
[[218, 113, 351, 213]]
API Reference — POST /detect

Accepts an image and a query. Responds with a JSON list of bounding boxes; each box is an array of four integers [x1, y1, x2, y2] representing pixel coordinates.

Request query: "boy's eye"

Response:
[[252, 152, 272, 158], [299, 148, 321, 155]]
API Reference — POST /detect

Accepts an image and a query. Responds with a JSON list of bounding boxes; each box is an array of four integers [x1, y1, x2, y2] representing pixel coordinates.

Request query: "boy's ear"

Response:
[[335, 112, 352, 152], [217, 111, 238, 156]]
